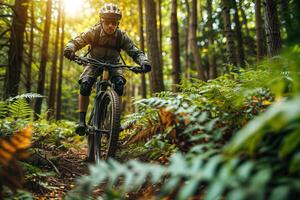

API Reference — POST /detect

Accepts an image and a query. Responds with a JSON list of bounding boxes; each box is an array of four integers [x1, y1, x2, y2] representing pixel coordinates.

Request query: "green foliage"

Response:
[[67, 49, 300, 199], [0, 95, 35, 137], [67, 97, 300, 199]]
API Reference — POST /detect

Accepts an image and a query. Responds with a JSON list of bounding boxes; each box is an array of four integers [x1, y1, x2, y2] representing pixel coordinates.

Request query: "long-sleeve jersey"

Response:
[[65, 24, 149, 65]]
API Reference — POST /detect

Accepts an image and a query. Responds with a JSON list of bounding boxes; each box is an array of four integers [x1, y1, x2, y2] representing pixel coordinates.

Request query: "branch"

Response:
[[0, 28, 10, 39], [0, 14, 13, 18], [0, 64, 8, 67], [0, 41, 10, 48], [35, 151, 61, 176]]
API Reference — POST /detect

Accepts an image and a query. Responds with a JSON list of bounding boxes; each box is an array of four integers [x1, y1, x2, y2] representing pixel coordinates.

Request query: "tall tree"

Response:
[[207, 0, 217, 79], [171, 0, 181, 91], [48, 0, 61, 119], [190, 0, 206, 81], [158, 0, 163, 69], [264, 0, 281, 57], [221, 0, 237, 66], [184, 0, 191, 79], [145, 0, 164, 93], [239, 1, 256, 57], [232, 0, 245, 67], [25, 0, 34, 92], [56, 3, 65, 120], [5, 0, 29, 98], [255, 0, 264, 60], [280, 0, 300, 44], [138, 0, 147, 98], [34, 0, 52, 117]]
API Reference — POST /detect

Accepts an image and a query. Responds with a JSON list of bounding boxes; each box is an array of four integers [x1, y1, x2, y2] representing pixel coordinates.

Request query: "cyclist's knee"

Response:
[[80, 77, 95, 96], [111, 76, 126, 96]]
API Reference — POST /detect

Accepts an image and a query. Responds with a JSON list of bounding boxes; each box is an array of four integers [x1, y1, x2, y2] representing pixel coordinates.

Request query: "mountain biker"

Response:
[[64, 3, 151, 135]]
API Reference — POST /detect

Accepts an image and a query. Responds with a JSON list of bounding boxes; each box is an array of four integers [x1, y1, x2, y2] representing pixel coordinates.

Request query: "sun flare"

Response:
[[63, 0, 85, 16]]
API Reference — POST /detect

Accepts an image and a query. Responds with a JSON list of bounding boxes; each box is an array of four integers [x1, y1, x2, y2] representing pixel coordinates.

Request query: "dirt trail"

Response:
[[30, 145, 89, 199]]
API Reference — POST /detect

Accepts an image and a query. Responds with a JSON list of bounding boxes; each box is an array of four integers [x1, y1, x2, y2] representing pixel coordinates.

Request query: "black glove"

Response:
[[131, 67, 143, 73], [64, 49, 76, 60], [141, 64, 151, 73]]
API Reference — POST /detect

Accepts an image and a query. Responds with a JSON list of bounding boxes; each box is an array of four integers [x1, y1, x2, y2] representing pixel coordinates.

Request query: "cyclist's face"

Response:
[[102, 19, 119, 35]]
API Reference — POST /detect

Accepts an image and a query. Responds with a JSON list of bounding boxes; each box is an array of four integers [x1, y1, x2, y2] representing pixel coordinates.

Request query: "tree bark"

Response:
[[255, 0, 264, 60], [34, 0, 52, 117], [5, 0, 29, 98], [48, 0, 61, 119], [232, 0, 245, 67], [221, 0, 237, 66], [138, 0, 147, 98], [280, 0, 300, 44], [145, 0, 164, 93], [190, 0, 206, 81], [239, 0, 256, 57], [25, 0, 34, 93], [207, 0, 217, 79], [171, 0, 181, 91], [184, 0, 191, 79], [56, 3, 65, 120], [264, 0, 281, 57], [158, 0, 163, 67]]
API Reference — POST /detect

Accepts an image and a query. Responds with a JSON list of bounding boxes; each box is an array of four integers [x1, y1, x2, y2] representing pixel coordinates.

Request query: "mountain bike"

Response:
[[73, 56, 142, 163]]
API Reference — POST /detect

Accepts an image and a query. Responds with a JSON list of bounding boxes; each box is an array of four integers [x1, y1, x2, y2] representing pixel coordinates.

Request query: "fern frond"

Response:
[[8, 99, 33, 120], [0, 101, 8, 118], [125, 124, 162, 145], [7, 93, 44, 102]]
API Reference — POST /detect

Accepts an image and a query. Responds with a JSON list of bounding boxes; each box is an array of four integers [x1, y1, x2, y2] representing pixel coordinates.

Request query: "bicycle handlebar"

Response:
[[73, 55, 144, 73]]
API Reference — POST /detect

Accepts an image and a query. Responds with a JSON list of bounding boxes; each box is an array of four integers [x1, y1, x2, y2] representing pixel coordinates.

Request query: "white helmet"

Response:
[[99, 3, 122, 20]]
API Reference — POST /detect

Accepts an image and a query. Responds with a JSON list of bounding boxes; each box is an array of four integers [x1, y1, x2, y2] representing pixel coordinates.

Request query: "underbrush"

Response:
[[0, 94, 79, 199], [66, 47, 300, 199]]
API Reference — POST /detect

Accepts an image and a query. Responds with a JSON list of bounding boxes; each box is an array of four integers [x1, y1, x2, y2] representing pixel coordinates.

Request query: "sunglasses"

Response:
[[103, 20, 118, 26]]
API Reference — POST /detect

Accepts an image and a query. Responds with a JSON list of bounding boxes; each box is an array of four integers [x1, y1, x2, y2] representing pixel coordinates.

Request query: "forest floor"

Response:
[[29, 136, 139, 199], [29, 142, 90, 199]]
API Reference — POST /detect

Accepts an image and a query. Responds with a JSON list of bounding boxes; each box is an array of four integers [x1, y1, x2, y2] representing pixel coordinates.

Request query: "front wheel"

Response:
[[86, 111, 95, 162], [94, 89, 121, 163]]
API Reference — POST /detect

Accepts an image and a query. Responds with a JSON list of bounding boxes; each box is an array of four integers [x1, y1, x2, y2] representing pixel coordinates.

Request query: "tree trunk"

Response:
[[48, 0, 61, 119], [232, 0, 245, 67], [184, 0, 191, 79], [207, 0, 217, 79], [138, 0, 147, 98], [34, 0, 52, 117], [239, 0, 256, 57], [221, 0, 237, 66], [280, 0, 300, 44], [158, 0, 163, 67], [5, 0, 29, 98], [145, 0, 164, 93], [56, 4, 65, 120], [171, 0, 181, 91], [264, 0, 281, 57], [25, 0, 34, 93], [255, 0, 264, 60], [190, 0, 206, 81]]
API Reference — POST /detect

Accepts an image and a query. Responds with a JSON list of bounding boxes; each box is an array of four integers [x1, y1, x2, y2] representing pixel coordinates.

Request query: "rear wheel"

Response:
[[94, 89, 121, 163]]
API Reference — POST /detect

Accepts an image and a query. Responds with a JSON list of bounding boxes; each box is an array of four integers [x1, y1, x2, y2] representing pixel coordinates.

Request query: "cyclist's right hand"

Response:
[[64, 49, 76, 60]]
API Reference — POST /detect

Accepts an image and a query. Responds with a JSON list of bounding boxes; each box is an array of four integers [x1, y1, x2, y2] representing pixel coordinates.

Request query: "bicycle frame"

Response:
[[73, 56, 142, 161]]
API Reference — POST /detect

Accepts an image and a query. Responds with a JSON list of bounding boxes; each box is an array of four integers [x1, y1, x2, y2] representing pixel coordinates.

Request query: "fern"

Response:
[[7, 93, 44, 102], [8, 99, 33, 121]]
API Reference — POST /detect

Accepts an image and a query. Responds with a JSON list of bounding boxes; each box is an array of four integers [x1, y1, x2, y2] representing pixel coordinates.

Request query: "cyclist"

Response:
[[64, 3, 151, 135]]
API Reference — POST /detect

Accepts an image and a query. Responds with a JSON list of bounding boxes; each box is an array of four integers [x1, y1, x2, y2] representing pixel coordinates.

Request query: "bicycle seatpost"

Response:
[[102, 68, 109, 81]]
